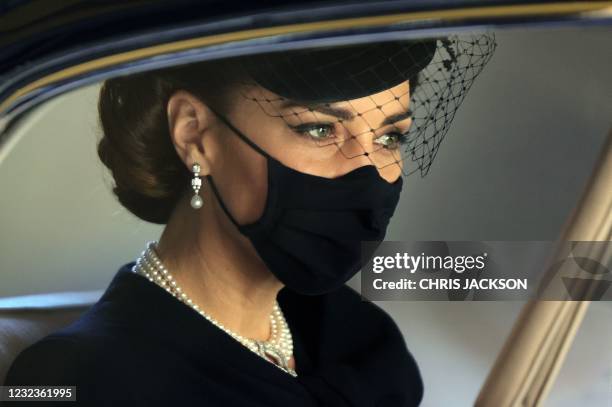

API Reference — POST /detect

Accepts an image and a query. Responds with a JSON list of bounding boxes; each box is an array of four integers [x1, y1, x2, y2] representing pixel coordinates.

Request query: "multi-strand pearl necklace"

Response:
[[132, 241, 297, 377]]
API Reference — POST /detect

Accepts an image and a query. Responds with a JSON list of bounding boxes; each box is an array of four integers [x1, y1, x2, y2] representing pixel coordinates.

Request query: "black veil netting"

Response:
[[222, 33, 497, 177]]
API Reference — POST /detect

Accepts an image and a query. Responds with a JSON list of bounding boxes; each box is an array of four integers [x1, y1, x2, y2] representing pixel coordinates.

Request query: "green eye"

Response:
[[373, 132, 403, 149], [305, 125, 332, 140], [289, 123, 336, 141]]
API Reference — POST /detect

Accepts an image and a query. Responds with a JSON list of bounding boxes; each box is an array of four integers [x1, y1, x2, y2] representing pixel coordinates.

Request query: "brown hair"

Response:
[[97, 60, 242, 224]]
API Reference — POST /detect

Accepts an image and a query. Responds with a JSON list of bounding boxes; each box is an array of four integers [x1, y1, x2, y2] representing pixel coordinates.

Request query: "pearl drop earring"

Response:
[[190, 162, 203, 209]]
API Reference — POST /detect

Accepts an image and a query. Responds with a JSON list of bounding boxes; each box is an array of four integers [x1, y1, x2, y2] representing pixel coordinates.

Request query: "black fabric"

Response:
[[3, 261, 423, 406], [242, 40, 438, 104], [206, 108, 403, 296]]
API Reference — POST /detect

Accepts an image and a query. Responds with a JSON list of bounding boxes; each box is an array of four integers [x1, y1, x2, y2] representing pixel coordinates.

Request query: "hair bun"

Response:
[[97, 73, 190, 224]]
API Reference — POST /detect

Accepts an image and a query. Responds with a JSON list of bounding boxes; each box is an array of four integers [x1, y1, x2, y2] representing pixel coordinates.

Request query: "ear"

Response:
[[166, 90, 213, 176]]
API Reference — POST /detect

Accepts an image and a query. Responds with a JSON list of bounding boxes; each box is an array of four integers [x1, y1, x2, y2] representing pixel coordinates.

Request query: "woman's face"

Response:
[[191, 80, 411, 225]]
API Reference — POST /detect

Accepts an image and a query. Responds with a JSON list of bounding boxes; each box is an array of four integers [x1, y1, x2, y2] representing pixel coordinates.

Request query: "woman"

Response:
[[4, 36, 495, 406]]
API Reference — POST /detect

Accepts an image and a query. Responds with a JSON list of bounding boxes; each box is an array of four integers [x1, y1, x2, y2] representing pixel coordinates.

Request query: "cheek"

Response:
[[235, 153, 268, 224], [379, 158, 403, 182], [211, 131, 268, 225]]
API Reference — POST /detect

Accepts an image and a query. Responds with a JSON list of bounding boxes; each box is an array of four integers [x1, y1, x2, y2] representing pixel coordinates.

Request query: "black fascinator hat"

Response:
[[232, 34, 497, 176], [243, 40, 438, 104]]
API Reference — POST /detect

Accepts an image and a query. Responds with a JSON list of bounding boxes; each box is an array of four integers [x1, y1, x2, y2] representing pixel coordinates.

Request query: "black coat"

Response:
[[4, 261, 423, 406]]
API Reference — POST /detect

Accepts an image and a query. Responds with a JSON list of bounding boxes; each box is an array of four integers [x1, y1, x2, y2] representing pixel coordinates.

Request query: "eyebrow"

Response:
[[381, 110, 412, 126], [280, 100, 411, 126], [280, 100, 354, 120]]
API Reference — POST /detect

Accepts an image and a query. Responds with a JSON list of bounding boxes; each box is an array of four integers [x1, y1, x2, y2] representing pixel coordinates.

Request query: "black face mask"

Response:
[[205, 110, 403, 295]]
